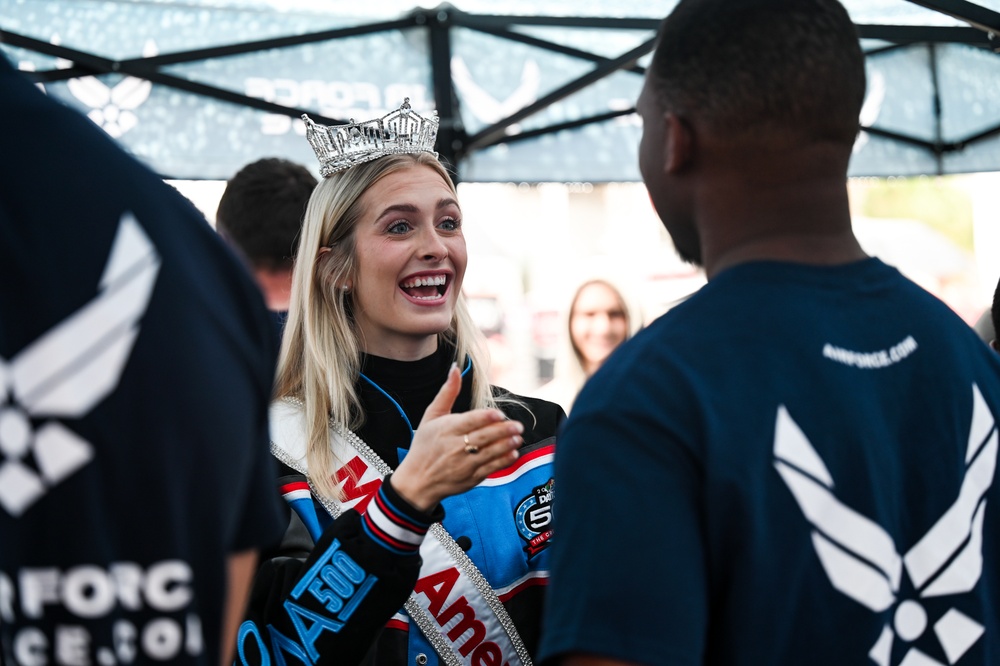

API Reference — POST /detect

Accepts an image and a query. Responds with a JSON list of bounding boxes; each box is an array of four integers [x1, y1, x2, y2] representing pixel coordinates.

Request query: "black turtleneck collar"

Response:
[[356, 343, 474, 467]]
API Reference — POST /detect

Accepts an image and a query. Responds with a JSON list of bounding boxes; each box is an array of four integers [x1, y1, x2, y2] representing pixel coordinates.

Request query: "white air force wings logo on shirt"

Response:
[[0, 213, 160, 517], [774, 384, 997, 666]]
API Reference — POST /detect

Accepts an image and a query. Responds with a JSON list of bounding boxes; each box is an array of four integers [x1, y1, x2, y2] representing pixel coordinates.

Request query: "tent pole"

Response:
[[425, 7, 462, 181], [929, 43, 945, 174], [903, 0, 1000, 43]]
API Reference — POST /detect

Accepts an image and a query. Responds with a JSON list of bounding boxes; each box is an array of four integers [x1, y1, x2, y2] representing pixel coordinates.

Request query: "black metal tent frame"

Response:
[[3, 0, 1000, 178]]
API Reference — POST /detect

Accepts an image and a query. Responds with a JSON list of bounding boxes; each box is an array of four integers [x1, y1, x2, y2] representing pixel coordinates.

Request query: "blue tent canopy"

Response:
[[3, 0, 1000, 181]]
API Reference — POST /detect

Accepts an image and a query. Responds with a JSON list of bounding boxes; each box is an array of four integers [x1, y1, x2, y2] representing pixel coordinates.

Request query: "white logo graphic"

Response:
[[854, 69, 886, 154], [774, 384, 996, 665], [0, 213, 161, 517], [19, 33, 75, 94], [451, 56, 541, 133], [67, 40, 157, 138]]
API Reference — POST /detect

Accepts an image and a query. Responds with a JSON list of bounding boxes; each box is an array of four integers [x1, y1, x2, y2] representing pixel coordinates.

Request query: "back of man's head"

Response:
[[216, 158, 317, 272], [648, 0, 866, 148]]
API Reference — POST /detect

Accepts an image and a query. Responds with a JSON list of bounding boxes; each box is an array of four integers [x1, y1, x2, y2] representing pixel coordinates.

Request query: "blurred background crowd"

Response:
[[171, 172, 1000, 396]]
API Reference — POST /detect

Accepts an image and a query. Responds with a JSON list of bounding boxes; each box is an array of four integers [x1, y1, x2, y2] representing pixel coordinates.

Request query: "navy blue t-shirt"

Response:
[[0, 56, 285, 665], [541, 258, 1000, 665]]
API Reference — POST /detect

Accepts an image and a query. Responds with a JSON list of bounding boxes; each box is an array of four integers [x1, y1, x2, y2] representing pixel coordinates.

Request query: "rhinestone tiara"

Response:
[[302, 98, 440, 178]]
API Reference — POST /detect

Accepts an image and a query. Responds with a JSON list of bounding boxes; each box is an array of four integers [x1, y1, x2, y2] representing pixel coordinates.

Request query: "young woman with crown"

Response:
[[236, 100, 564, 666]]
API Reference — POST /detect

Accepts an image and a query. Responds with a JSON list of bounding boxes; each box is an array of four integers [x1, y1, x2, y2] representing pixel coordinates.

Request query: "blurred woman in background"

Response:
[[536, 276, 643, 413]]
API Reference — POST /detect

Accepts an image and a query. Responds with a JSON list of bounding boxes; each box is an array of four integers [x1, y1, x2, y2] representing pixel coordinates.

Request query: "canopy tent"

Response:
[[3, 0, 1000, 181]]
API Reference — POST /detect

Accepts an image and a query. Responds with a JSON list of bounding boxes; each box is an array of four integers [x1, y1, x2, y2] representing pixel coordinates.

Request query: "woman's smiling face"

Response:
[[570, 281, 629, 375], [350, 164, 467, 360]]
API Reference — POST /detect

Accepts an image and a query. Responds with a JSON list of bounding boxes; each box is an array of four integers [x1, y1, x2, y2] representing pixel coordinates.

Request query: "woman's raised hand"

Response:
[[390, 364, 523, 512]]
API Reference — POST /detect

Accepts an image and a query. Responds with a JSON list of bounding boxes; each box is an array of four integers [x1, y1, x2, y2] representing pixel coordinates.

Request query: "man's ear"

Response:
[[991, 339, 998, 352], [664, 112, 693, 174]]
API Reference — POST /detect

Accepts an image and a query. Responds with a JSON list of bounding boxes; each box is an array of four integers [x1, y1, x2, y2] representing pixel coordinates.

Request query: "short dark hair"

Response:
[[216, 158, 317, 271], [648, 0, 866, 145]]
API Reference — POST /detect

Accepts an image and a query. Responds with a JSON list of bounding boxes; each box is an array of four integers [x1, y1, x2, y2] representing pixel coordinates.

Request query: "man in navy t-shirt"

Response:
[[539, 1, 1000, 665], [0, 55, 285, 665]]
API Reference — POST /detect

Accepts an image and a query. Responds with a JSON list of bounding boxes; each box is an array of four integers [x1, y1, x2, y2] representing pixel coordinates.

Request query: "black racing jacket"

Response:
[[235, 365, 564, 666]]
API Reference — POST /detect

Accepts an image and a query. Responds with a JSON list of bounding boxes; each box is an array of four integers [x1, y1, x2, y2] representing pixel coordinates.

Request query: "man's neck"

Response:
[[694, 139, 867, 279], [706, 231, 868, 279], [254, 267, 293, 312]]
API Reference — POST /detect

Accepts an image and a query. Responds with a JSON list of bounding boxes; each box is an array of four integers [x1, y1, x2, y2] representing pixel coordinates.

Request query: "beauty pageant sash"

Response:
[[269, 399, 532, 666]]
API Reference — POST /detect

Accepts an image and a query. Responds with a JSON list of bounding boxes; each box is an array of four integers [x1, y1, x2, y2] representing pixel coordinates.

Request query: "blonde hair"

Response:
[[274, 153, 497, 499]]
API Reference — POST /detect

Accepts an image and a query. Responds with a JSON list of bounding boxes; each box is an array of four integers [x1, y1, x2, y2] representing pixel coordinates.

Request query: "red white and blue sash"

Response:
[[269, 399, 533, 666]]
